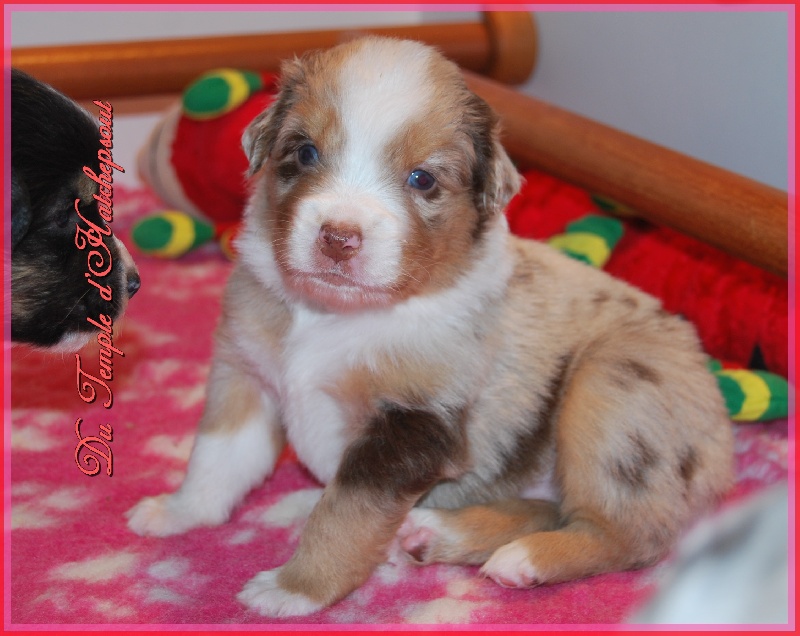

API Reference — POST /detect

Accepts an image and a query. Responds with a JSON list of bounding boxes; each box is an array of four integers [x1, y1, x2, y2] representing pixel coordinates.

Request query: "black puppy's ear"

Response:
[[11, 165, 32, 249]]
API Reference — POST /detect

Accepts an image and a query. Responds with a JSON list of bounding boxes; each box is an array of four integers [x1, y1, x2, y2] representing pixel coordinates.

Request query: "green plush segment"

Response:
[[549, 214, 624, 268], [713, 366, 789, 421], [183, 70, 263, 118], [190, 218, 215, 248], [756, 371, 790, 421], [242, 70, 263, 92], [716, 373, 747, 417], [131, 213, 215, 256], [591, 194, 617, 212], [565, 214, 624, 249], [590, 194, 635, 216], [132, 217, 172, 250], [559, 248, 594, 266], [184, 76, 234, 117]]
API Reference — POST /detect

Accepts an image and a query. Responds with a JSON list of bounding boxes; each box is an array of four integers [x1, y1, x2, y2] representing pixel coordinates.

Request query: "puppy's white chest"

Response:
[[275, 311, 371, 484]]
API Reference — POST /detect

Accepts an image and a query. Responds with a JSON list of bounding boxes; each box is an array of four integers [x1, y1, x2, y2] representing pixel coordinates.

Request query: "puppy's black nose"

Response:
[[126, 272, 141, 299]]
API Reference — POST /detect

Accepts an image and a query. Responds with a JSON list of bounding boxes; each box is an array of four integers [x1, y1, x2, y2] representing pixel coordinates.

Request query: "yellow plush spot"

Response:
[[216, 69, 251, 109], [717, 369, 770, 421], [549, 233, 610, 268], [160, 211, 196, 257]]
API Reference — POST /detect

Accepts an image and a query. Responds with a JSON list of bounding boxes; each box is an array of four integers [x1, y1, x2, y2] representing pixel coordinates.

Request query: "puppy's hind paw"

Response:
[[480, 540, 541, 589], [399, 529, 439, 564], [238, 568, 323, 617], [397, 508, 462, 565], [126, 494, 205, 537]]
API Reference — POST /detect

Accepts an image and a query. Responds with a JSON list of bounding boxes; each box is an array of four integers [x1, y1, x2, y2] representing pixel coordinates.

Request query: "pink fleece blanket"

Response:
[[7, 184, 789, 628]]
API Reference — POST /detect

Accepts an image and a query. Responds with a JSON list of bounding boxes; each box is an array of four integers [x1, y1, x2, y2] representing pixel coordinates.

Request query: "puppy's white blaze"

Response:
[[238, 568, 323, 617], [127, 409, 281, 536], [337, 40, 434, 190]]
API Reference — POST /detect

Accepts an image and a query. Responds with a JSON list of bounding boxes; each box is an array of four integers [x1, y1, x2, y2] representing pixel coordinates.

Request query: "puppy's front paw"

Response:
[[126, 494, 213, 537], [480, 540, 541, 589], [238, 568, 323, 617]]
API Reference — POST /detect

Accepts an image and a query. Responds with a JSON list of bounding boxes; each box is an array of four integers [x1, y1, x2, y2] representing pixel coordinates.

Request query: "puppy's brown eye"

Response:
[[297, 144, 319, 166], [408, 169, 436, 191]]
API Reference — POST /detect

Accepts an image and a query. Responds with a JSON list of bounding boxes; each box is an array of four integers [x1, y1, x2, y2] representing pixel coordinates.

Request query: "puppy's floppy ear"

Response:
[[242, 56, 307, 176], [464, 93, 522, 220], [241, 107, 276, 177], [485, 132, 522, 216], [11, 165, 32, 250]]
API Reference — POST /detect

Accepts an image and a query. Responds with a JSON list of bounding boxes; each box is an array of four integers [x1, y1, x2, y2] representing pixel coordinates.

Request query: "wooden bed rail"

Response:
[[11, 14, 787, 278], [466, 73, 789, 279], [10, 12, 537, 100]]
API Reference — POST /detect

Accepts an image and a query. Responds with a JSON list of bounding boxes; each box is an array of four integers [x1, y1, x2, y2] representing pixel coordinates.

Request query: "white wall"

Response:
[[527, 11, 789, 190], [9, 11, 424, 46], [9, 9, 790, 190]]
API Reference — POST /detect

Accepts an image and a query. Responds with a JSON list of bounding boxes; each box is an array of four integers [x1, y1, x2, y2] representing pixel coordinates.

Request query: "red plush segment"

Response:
[[508, 169, 788, 377], [506, 170, 597, 239], [608, 223, 788, 377], [171, 74, 278, 224]]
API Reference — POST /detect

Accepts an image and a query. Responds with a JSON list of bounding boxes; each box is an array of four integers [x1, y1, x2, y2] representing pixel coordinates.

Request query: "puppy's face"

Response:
[[10, 69, 139, 350], [242, 37, 521, 312]]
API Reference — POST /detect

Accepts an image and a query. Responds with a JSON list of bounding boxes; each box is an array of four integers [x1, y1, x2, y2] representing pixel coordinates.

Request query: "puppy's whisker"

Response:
[[51, 287, 92, 329]]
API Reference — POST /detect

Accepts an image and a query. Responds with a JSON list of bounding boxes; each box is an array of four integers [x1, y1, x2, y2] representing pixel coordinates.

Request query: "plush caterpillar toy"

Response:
[[136, 68, 277, 226], [132, 67, 790, 417]]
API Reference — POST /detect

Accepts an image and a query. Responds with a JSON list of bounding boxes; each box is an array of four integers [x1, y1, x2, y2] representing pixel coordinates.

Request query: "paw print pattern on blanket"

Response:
[[8, 185, 789, 626]]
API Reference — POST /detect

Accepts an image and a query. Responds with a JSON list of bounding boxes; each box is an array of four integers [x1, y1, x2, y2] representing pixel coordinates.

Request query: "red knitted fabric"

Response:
[[170, 74, 278, 224], [506, 170, 788, 377]]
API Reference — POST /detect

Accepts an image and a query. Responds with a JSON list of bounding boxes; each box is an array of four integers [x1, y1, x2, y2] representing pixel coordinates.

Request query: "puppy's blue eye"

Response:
[[408, 169, 436, 191], [297, 144, 319, 166]]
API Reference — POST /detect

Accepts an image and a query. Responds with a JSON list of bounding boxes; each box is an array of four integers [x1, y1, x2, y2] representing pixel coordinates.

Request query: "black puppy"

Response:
[[10, 68, 140, 350]]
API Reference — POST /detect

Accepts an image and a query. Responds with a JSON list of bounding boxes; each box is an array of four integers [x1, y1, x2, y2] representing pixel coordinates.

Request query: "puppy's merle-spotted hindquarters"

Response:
[[10, 68, 139, 350], [127, 37, 734, 616]]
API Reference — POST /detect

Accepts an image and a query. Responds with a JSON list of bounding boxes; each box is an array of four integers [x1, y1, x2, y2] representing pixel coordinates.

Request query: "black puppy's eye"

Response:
[[55, 203, 79, 228], [297, 144, 319, 166], [55, 210, 72, 228], [407, 169, 436, 191]]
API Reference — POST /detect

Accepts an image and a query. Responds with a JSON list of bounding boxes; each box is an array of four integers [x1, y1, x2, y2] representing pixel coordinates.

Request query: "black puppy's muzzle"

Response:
[[126, 271, 141, 299]]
